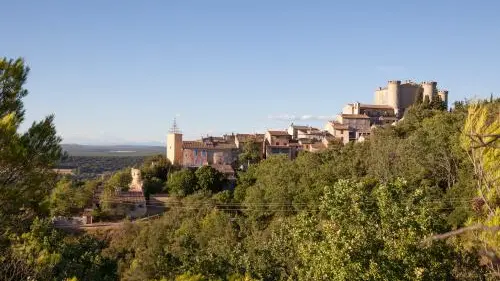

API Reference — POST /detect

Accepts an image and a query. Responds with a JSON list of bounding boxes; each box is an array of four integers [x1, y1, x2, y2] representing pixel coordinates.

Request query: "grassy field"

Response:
[[62, 144, 165, 157]]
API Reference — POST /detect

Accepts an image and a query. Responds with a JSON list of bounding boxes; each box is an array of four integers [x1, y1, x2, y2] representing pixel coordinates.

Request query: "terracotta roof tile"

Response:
[[297, 128, 321, 134], [267, 130, 290, 136], [328, 121, 349, 130], [118, 191, 145, 204], [291, 125, 311, 130], [340, 114, 370, 119], [182, 141, 236, 150], [236, 134, 265, 142]]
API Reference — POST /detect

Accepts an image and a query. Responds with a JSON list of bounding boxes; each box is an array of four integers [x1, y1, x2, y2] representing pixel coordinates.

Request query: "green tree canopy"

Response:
[[239, 140, 262, 166], [49, 178, 96, 217], [105, 168, 132, 191], [6, 218, 116, 281], [0, 58, 62, 240], [195, 166, 225, 193], [290, 179, 483, 280], [141, 154, 172, 182], [167, 169, 198, 197], [458, 100, 500, 276]]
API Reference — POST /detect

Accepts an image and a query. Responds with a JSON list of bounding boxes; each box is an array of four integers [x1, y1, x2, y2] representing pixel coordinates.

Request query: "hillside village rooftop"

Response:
[[166, 80, 449, 166]]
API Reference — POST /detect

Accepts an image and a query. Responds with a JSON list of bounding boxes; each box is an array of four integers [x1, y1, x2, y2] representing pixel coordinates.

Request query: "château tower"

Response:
[[374, 80, 449, 115], [422, 81, 437, 101], [387, 80, 401, 115], [166, 118, 183, 166]]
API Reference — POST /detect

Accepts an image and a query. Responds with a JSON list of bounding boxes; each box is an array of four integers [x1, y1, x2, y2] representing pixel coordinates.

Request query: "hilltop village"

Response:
[[4, 3, 500, 278], [53, 79, 450, 226], [167, 79, 449, 168]]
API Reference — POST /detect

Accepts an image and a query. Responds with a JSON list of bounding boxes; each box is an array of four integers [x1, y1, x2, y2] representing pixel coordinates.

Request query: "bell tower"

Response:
[[166, 118, 183, 166]]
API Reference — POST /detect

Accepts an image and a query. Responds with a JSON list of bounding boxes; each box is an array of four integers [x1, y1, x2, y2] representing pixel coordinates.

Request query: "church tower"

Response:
[[166, 118, 183, 166]]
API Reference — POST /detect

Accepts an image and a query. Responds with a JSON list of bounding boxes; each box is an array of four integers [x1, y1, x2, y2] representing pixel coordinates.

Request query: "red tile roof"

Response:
[[328, 121, 349, 130], [296, 127, 321, 134], [182, 141, 236, 150], [340, 114, 370, 119], [291, 125, 312, 130], [236, 134, 265, 142], [118, 191, 145, 204], [267, 130, 290, 136]]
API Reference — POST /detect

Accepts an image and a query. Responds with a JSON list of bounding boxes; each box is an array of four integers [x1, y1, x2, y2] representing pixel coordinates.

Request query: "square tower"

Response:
[[166, 119, 183, 166]]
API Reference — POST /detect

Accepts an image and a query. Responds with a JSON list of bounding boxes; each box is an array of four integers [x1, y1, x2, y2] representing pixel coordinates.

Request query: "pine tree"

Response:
[[0, 58, 62, 239]]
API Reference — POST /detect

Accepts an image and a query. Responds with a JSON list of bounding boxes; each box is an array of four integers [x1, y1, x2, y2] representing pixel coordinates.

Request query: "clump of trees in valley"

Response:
[[1, 57, 499, 280]]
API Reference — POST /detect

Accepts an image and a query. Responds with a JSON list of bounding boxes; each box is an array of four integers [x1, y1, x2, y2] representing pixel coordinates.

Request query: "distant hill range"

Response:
[[61, 144, 165, 157]]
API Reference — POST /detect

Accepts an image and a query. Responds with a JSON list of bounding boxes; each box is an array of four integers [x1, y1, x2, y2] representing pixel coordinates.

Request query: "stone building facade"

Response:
[[166, 80, 449, 160], [334, 80, 449, 143], [166, 123, 239, 167], [374, 80, 448, 116]]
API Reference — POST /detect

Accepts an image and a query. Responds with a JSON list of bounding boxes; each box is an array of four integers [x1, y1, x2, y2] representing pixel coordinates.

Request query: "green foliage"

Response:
[[167, 169, 198, 197], [423, 95, 430, 107], [418, 95, 446, 111], [49, 178, 97, 216], [2, 57, 497, 280], [233, 164, 257, 203], [99, 186, 127, 218], [0, 58, 62, 242], [102, 100, 492, 280], [174, 273, 208, 281], [141, 154, 172, 182], [7, 218, 116, 281], [105, 168, 132, 191], [290, 179, 480, 280], [143, 177, 165, 198], [97, 168, 133, 217], [54, 234, 117, 281], [141, 155, 175, 197], [104, 196, 241, 281], [195, 166, 225, 193], [239, 140, 262, 165], [0, 58, 29, 122], [459, 100, 500, 276]]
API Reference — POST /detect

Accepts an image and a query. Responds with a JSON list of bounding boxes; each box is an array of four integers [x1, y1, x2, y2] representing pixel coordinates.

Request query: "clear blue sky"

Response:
[[3, 0, 499, 144]]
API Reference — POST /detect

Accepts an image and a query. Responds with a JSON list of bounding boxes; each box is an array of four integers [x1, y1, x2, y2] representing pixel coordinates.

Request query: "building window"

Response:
[[276, 142, 279, 145]]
